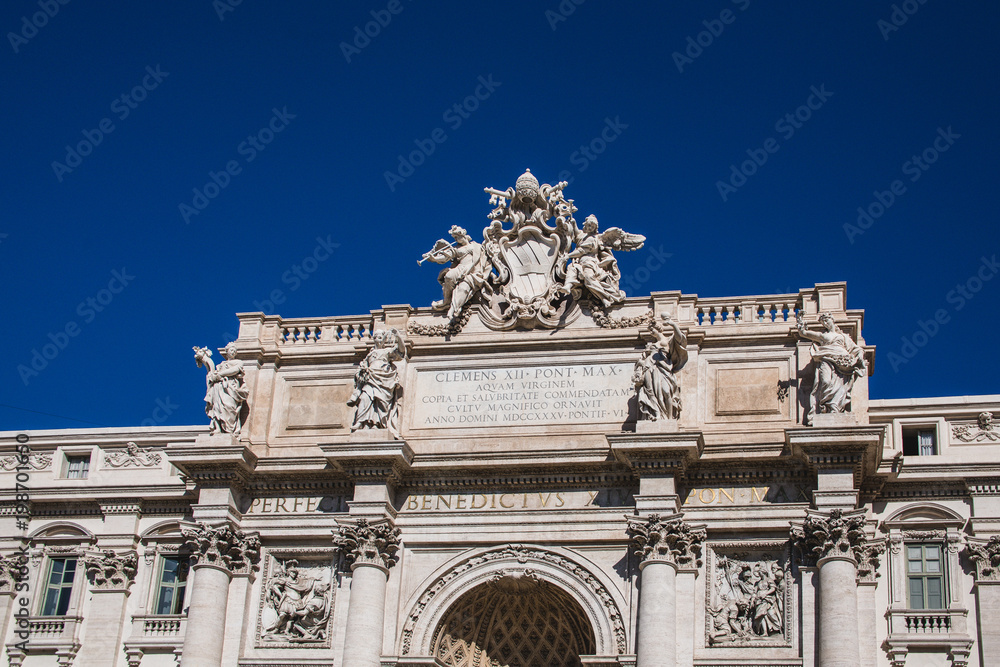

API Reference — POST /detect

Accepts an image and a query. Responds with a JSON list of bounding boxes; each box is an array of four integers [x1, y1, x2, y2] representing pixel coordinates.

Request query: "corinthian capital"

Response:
[[626, 513, 705, 569], [966, 535, 1000, 583], [84, 550, 138, 591], [0, 553, 28, 594], [790, 508, 868, 566], [181, 522, 261, 575], [333, 518, 401, 571]]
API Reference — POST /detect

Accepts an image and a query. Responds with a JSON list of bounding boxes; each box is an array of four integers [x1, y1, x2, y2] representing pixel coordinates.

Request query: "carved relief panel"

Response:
[[704, 544, 792, 649], [255, 549, 336, 648]]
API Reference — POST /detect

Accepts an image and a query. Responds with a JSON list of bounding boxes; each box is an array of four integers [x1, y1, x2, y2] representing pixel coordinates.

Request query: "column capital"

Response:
[[625, 513, 705, 570], [334, 517, 401, 573], [790, 508, 869, 567], [0, 552, 28, 595], [854, 540, 886, 585], [83, 549, 138, 592], [181, 521, 261, 576], [965, 535, 1000, 584]]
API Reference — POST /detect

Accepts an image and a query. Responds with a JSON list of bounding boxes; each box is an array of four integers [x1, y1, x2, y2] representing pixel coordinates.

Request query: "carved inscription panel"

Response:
[[400, 488, 635, 512], [411, 363, 634, 429], [683, 484, 811, 507]]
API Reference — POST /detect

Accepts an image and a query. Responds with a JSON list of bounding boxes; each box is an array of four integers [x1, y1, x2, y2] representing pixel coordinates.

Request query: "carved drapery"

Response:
[[790, 508, 868, 565], [83, 550, 138, 591], [626, 513, 705, 568], [333, 518, 401, 571], [966, 535, 1000, 582], [181, 522, 260, 575]]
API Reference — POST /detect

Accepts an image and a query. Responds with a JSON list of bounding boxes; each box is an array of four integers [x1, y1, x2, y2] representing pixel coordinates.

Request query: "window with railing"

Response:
[[907, 543, 945, 609], [153, 555, 189, 615]]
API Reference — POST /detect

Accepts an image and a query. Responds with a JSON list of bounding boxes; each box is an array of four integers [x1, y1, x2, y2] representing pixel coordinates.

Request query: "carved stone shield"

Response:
[[499, 228, 560, 301]]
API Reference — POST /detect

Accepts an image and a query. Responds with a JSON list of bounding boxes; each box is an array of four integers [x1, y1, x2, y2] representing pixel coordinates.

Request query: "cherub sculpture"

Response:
[[558, 215, 645, 307], [193, 343, 249, 435]]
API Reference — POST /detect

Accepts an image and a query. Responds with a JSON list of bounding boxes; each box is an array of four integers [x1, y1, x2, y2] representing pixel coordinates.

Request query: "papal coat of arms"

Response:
[[417, 169, 645, 331]]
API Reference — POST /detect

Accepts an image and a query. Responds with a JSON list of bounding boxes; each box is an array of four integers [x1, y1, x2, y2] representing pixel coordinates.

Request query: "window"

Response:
[[907, 544, 944, 609], [902, 427, 937, 456], [65, 455, 90, 479], [154, 555, 189, 615], [41, 558, 77, 616]]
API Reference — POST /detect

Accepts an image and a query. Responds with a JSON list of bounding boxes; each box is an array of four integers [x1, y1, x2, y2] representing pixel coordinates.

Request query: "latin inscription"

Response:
[[246, 496, 346, 514], [683, 484, 810, 507], [413, 363, 634, 428], [401, 488, 635, 512]]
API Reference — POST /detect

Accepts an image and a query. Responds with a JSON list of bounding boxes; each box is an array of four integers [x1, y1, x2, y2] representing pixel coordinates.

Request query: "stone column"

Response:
[[966, 535, 1000, 666], [626, 514, 705, 667], [792, 509, 869, 667], [335, 518, 401, 667], [75, 550, 138, 667], [853, 542, 885, 667], [178, 523, 260, 667]]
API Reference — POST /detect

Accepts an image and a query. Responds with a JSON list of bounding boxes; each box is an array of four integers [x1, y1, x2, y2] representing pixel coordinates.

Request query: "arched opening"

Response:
[[431, 572, 597, 667]]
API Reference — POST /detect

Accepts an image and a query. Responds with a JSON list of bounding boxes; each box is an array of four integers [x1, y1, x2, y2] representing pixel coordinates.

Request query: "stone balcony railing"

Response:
[[887, 607, 969, 636], [238, 283, 854, 349], [123, 614, 187, 666], [27, 615, 82, 640]]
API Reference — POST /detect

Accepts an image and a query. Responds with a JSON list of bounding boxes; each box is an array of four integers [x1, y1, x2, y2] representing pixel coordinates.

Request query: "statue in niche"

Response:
[[708, 555, 785, 645], [347, 328, 407, 438], [420, 225, 490, 323], [633, 313, 688, 421], [794, 312, 866, 424], [557, 215, 644, 307], [193, 343, 249, 435], [262, 559, 331, 642]]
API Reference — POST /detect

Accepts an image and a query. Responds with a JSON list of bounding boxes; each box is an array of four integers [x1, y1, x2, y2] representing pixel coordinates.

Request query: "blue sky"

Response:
[[2, 1, 997, 430]]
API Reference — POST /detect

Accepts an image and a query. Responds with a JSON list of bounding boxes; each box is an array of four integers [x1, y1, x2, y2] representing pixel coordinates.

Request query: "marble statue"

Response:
[[347, 328, 407, 438], [193, 343, 250, 435], [633, 314, 688, 421], [421, 225, 490, 323], [263, 559, 331, 642], [414, 169, 646, 331], [794, 312, 866, 424], [708, 555, 785, 645], [558, 215, 644, 307]]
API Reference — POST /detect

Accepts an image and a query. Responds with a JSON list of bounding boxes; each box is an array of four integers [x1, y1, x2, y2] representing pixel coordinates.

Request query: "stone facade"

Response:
[[2, 218, 999, 667]]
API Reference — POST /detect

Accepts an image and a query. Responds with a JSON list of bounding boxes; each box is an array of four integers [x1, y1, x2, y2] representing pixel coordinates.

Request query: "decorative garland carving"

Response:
[[399, 544, 627, 657], [407, 305, 474, 337], [626, 513, 706, 568], [790, 508, 868, 566], [105, 442, 162, 468], [333, 518, 401, 571], [952, 412, 999, 442], [590, 303, 653, 329], [0, 453, 52, 471], [83, 550, 138, 590], [966, 535, 1000, 582], [181, 522, 261, 575]]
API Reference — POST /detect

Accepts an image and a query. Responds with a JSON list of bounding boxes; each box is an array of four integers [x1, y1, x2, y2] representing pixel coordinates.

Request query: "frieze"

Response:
[[104, 442, 161, 468], [952, 412, 999, 442], [0, 453, 52, 471], [256, 550, 336, 648], [401, 488, 634, 512], [705, 546, 792, 648]]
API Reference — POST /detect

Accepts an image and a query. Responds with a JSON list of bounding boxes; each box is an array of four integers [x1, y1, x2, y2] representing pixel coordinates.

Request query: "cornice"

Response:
[[608, 431, 704, 475]]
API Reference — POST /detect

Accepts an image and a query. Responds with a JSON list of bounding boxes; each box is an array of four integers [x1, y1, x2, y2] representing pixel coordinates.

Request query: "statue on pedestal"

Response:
[[347, 328, 407, 438], [193, 343, 249, 435], [794, 312, 866, 424], [633, 313, 688, 421]]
